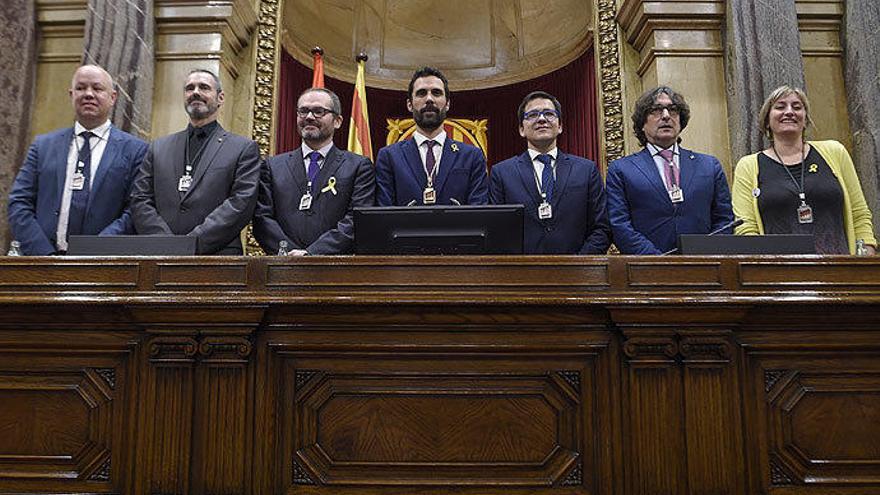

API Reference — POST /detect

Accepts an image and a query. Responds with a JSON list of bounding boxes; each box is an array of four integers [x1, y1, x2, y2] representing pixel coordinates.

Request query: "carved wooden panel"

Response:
[[767, 370, 880, 485], [0, 368, 115, 486], [266, 336, 610, 495]]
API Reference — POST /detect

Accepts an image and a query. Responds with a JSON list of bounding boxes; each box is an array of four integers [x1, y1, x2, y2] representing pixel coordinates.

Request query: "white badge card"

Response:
[[538, 201, 553, 220], [71, 172, 85, 191], [797, 202, 814, 224], [178, 175, 193, 192], [299, 192, 313, 211], [669, 185, 684, 203], [423, 187, 436, 205]]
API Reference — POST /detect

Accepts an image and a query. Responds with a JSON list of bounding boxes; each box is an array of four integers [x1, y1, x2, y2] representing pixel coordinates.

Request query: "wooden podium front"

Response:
[[0, 256, 878, 495]]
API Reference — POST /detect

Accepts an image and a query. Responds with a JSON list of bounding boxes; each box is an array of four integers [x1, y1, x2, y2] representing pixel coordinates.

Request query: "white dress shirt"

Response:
[[527, 147, 559, 192], [646, 142, 680, 190], [412, 129, 446, 176], [56, 119, 112, 251]]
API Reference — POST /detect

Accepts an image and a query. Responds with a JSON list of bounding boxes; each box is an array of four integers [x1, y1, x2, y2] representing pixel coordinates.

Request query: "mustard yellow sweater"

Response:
[[731, 140, 877, 254]]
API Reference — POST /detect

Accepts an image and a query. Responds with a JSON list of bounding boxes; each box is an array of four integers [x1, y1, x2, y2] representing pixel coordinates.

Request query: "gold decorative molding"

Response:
[[597, 0, 625, 162], [250, 0, 624, 181]]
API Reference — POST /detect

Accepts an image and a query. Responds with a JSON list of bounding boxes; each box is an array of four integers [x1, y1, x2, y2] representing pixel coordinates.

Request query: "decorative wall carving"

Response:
[[596, 0, 625, 162], [293, 458, 316, 485], [149, 336, 252, 365], [148, 336, 199, 364], [88, 458, 111, 482], [764, 369, 789, 393], [769, 457, 794, 486], [560, 457, 583, 486], [94, 368, 116, 389], [252, 0, 281, 156]]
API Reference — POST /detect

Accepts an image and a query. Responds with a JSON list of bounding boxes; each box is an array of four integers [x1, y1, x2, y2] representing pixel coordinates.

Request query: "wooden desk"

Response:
[[0, 256, 878, 495]]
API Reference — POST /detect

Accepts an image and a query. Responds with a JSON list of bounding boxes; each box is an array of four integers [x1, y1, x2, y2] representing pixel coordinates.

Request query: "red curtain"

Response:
[[276, 46, 599, 167]]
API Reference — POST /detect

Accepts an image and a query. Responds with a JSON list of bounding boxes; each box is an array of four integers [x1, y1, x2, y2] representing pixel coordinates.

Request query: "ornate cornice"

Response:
[[251, 0, 280, 157]]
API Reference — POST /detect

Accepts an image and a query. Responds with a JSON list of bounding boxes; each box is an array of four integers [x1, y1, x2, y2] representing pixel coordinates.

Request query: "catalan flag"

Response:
[[348, 54, 373, 161], [311, 47, 324, 88]]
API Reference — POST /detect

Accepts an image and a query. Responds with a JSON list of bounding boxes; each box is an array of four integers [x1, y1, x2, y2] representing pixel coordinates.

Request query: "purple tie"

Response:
[[425, 140, 437, 179], [307, 151, 321, 193], [659, 148, 678, 190]]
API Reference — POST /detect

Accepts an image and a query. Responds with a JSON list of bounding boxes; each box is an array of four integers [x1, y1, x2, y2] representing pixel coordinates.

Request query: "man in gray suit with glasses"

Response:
[[253, 87, 375, 255], [130, 69, 260, 254]]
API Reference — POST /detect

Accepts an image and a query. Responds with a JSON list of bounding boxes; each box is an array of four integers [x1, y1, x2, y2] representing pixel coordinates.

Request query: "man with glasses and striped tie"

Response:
[[606, 86, 734, 254], [253, 88, 375, 255], [489, 91, 611, 254]]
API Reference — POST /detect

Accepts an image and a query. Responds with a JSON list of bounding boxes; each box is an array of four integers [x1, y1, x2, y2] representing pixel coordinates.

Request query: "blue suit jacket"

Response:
[[489, 151, 611, 254], [606, 147, 733, 254], [8, 126, 148, 255], [253, 145, 376, 255], [375, 137, 488, 206]]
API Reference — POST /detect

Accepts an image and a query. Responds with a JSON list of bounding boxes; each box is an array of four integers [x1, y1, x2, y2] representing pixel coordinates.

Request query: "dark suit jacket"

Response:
[[253, 146, 375, 255], [375, 137, 488, 206], [8, 126, 147, 255], [606, 147, 733, 254], [489, 151, 611, 254], [130, 125, 260, 254]]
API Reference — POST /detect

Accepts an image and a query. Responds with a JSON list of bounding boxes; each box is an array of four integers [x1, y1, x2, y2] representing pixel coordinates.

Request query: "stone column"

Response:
[[617, 0, 732, 174], [0, 0, 37, 251], [83, 0, 155, 139], [724, 0, 804, 163], [842, 0, 880, 234]]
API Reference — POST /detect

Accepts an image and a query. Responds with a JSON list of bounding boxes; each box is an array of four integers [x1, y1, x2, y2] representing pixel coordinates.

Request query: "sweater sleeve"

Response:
[[731, 153, 762, 236]]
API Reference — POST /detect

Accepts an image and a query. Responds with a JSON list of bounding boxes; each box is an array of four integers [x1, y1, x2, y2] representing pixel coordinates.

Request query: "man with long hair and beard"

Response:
[[376, 67, 488, 206], [130, 69, 260, 254]]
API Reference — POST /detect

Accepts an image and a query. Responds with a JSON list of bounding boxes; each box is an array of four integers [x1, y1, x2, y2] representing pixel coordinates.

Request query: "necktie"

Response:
[[425, 140, 437, 179], [659, 148, 679, 191], [67, 131, 94, 236], [307, 151, 321, 193], [536, 153, 554, 202]]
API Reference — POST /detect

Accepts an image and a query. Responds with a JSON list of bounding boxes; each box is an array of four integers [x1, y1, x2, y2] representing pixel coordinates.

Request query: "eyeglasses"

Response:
[[649, 104, 681, 117], [522, 109, 560, 122], [297, 106, 336, 118]]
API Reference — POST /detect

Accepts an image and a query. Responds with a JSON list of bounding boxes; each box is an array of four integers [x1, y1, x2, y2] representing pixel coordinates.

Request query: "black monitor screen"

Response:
[[354, 205, 524, 255]]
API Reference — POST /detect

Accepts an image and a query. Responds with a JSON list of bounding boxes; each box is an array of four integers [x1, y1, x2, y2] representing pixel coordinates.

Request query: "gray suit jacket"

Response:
[[130, 125, 260, 254], [253, 145, 375, 255]]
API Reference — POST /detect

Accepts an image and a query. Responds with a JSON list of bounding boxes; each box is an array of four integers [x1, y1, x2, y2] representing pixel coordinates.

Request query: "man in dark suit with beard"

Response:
[[253, 88, 375, 255], [130, 69, 260, 254], [375, 66, 487, 206]]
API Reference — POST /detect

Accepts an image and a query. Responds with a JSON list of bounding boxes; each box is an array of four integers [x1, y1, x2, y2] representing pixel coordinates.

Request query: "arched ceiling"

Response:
[[280, 0, 593, 91]]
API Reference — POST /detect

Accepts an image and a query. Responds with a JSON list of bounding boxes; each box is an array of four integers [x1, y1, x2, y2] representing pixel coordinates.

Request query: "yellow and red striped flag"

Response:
[[311, 47, 324, 88], [348, 53, 373, 161]]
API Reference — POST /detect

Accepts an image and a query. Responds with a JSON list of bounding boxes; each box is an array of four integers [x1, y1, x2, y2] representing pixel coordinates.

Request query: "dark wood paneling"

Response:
[[0, 256, 877, 495]]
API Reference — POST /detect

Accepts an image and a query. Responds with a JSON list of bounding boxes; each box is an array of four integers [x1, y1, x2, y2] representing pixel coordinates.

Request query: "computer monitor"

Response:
[[677, 234, 816, 254], [67, 235, 198, 255], [354, 205, 524, 255]]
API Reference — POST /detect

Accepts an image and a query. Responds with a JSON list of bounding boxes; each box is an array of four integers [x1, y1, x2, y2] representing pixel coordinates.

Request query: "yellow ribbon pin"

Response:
[[808, 164, 818, 173], [451, 143, 459, 152], [321, 177, 337, 195]]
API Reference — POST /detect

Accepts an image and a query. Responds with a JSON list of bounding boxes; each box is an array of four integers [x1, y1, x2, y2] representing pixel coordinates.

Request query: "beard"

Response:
[[298, 119, 331, 143], [185, 97, 218, 121], [413, 105, 447, 131]]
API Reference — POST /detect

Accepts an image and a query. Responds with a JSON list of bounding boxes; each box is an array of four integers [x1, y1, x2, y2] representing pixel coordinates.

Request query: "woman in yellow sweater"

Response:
[[731, 85, 876, 254]]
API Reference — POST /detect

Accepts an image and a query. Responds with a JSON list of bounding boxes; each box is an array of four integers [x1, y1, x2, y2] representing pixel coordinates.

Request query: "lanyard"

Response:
[[73, 126, 110, 174], [184, 127, 216, 177], [772, 143, 808, 198]]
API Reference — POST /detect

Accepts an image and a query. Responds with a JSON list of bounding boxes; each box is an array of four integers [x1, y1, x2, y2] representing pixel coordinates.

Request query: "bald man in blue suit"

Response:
[[606, 86, 733, 254], [490, 91, 610, 254], [8, 65, 147, 255], [376, 67, 487, 206]]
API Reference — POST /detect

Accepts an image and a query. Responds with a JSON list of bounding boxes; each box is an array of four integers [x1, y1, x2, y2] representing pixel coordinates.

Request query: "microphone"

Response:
[[660, 218, 744, 256], [450, 198, 461, 206], [706, 217, 744, 237], [406, 199, 417, 207]]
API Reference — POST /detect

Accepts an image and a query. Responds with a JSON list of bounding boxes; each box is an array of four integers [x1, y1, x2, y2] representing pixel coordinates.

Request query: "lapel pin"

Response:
[[451, 143, 459, 152], [689, 154, 695, 160], [752, 187, 761, 197], [809, 164, 818, 173], [321, 176, 338, 195]]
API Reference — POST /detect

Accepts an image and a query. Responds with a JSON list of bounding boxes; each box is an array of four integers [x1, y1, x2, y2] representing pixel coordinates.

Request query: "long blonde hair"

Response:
[[758, 85, 815, 141]]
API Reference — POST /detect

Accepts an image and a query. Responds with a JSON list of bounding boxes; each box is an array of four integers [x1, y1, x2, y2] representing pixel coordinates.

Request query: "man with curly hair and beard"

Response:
[[376, 66, 488, 206], [606, 86, 733, 254]]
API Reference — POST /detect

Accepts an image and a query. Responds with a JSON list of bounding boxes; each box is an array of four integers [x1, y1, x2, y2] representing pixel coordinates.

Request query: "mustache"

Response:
[[420, 105, 439, 114], [187, 95, 205, 104]]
